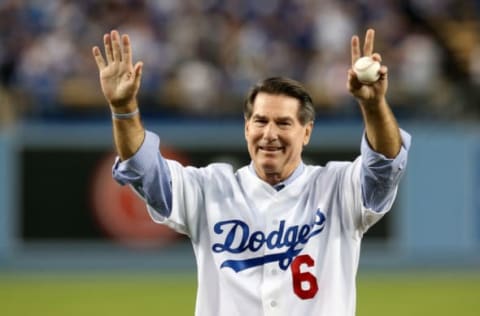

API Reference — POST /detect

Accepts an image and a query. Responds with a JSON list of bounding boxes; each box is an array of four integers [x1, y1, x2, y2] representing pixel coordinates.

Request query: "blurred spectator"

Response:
[[1, 0, 479, 121], [395, 31, 455, 117]]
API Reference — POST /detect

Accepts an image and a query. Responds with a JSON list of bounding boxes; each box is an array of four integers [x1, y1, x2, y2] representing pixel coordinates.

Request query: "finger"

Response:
[[111, 30, 122, 62], [103, 33, 113, 64], [122, 34, 132, 66], [371, 53, 382, 63], [351, 35, 361, 65], [348, 68, 357, 81], [363, 28, 375, 56], [347, 68, 362, 90], [347, 69, 355, 92], [92, 46, 106, 70], [378, 65, 388, 78]]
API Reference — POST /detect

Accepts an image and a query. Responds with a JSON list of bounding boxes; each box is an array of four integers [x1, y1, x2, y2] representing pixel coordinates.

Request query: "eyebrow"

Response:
[[276, 117, 294, 123], [252, 114, 295, 122]]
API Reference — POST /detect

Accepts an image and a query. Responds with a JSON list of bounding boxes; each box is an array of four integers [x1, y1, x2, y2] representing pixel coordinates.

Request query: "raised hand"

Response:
[[92, 30, 143, 111], [347, 29, 388, 106]]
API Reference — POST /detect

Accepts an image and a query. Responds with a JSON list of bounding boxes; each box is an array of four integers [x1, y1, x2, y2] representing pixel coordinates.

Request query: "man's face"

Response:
[[245, 92, 313, 185]]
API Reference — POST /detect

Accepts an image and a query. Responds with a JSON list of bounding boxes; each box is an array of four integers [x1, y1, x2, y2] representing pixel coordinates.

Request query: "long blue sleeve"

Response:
[[360, 129, 411, 212], [112, 131, 173, 217]]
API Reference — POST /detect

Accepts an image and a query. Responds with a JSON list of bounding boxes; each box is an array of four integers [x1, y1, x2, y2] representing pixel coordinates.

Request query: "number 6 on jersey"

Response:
[[291, 254, 319, 299]]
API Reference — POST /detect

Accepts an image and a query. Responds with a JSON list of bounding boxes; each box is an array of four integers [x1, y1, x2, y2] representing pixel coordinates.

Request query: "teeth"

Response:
[[261, 147, 280, 151]]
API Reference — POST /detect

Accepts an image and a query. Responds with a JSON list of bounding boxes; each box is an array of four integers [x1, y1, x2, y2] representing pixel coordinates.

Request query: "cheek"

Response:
[[286, 133, 306, 153], [246, 130, 262, 143], [246, 134, 259, 153]]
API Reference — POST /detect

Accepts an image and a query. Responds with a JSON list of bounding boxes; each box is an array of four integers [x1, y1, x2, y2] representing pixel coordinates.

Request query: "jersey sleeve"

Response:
[[332, 129, 410, 235], [146, 160, 207, 239], [112, 131, 224, 239]]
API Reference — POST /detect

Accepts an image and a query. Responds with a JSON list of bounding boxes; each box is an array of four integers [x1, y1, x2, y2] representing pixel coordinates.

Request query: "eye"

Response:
[[277, 121, 292, 128], [254, 118, 267, 125]]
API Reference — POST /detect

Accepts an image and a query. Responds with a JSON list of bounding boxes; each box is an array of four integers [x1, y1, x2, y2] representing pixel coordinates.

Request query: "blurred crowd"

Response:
[[1, 0, 480, 125]]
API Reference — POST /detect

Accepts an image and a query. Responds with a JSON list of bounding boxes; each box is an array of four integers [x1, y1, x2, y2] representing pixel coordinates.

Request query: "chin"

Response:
[[259, 162, 278, 174]]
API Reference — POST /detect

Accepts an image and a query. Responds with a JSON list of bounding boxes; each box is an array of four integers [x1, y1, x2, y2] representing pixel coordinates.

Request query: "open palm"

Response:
[[92, 30, 143, 109]]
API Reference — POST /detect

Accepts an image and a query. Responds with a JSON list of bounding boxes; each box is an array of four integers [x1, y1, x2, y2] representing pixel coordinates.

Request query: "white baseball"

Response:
[[353, 56, 380, 84]]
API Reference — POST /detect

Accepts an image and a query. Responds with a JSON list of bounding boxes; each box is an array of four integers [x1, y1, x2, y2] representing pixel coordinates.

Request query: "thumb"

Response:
[[133, 61, 143, 87]]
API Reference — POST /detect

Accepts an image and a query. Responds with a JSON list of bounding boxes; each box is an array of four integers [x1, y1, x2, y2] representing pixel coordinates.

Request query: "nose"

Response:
[[263, 123, 278, 142]]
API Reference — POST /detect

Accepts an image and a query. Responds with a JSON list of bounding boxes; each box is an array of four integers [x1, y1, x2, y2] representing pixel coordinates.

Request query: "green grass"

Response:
[[0, 273, 196, 316], [357, 271, 480, 315], [1, 271, 479, 316]]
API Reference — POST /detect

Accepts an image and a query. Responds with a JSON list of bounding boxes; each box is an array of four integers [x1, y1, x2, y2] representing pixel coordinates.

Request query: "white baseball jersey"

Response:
[[144, 157, 394, 316]]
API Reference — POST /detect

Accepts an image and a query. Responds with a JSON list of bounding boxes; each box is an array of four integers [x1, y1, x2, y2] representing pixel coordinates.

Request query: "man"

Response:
[[92, 28, 410, 316]]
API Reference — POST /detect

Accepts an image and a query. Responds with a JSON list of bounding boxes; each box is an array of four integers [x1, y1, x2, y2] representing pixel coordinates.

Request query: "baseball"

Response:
[[353, 56, 380, 84]]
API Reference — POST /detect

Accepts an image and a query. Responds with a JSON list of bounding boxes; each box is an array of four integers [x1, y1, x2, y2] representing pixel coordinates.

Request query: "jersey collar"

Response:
[[248, 162, 305, 191]]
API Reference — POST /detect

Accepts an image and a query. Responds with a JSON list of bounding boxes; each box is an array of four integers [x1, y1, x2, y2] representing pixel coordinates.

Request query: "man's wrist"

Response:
[[359, 97, 388, 112], [110, 99, 140, 119], [111, 108, 139, 120]]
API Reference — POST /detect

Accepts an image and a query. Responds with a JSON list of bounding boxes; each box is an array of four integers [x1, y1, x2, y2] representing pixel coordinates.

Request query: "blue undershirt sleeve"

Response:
[[360, 129, 411, 212], [112, 131, 173, 217]]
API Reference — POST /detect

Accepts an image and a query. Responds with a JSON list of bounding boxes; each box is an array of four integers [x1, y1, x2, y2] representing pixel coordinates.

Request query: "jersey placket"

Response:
[[260, 194, 286, 316]]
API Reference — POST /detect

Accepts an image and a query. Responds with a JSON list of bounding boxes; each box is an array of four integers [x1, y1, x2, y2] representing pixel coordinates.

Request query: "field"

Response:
[[1, 270, 479, 316]]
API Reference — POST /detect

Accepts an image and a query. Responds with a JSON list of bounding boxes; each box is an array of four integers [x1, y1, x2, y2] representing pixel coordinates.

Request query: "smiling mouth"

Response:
[[259, 146, 283, 153]]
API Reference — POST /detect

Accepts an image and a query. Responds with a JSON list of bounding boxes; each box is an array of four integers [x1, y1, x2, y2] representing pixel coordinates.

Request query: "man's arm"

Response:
[[93, 30, 173, 216], [348, 29, 402, 158], [346, 29, 410, 213], [92, 30, 145, 160]]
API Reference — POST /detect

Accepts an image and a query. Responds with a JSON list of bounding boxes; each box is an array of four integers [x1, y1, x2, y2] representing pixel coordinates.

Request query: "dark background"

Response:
[[20, 146, 392, 243]]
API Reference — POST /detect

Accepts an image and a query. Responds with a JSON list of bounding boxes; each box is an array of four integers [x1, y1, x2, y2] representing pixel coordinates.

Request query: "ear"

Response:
[[244, 117, 250, 141], [303, 121, 313, 146]]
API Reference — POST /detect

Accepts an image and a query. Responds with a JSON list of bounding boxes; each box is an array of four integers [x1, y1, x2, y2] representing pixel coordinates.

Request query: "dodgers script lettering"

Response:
[[212, 209, 326, 272]]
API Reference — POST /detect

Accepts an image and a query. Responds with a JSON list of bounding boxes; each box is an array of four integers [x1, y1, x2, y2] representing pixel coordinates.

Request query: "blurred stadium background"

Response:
[[1, 0, 480, 315]]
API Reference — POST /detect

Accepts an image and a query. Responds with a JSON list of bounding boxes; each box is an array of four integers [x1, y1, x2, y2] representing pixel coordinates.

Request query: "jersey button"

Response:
[[271, 268, 278, 276], [270, 300, 277, 308]]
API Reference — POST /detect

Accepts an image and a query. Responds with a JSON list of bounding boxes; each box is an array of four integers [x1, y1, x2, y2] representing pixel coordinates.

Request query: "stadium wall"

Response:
[[0, 120, 479, 270]]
